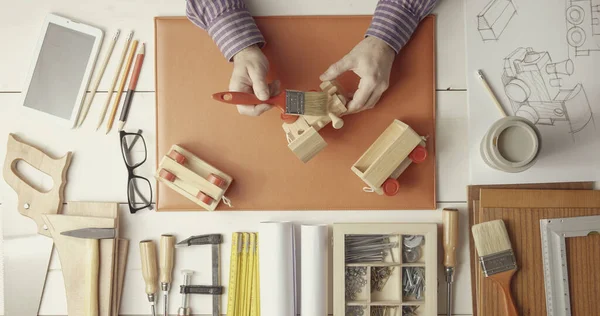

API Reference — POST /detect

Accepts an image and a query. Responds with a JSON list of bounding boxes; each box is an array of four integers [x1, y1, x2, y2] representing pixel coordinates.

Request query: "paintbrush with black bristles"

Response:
[[212, 90, 329, 116]]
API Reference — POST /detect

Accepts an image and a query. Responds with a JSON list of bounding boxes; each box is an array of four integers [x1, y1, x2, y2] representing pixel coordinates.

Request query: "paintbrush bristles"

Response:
[[472, 220, 513, 257], [302, 92, 329, 116]]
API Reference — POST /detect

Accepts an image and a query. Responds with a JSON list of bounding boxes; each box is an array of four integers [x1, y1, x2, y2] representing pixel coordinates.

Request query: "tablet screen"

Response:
[[23, 22, 96, 119]]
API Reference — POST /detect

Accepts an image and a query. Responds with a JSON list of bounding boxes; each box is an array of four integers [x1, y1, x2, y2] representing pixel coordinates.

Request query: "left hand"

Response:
[[319, 36, 395, 114]]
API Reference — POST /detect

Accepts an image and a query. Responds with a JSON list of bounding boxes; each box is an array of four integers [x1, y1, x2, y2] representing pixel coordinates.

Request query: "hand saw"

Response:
[[2, 133, 72, 316]]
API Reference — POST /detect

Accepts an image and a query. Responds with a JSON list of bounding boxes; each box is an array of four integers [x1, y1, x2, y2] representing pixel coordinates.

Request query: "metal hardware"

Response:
[[345, 234, 397, 263], [346, 305, 366, 316], [345, 266, 367, 301], [403, 235, 424, 248], [177, 270, 193, 316], [371, 267, 393, 292], [403, 267, 425, 300], [402, 305, 420, 316], [371, 306, 398, 316], [403, 246, 422, 263]]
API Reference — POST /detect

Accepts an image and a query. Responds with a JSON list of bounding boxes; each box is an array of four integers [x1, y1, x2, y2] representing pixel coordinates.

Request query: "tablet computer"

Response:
[[21, 14, 103, 128]]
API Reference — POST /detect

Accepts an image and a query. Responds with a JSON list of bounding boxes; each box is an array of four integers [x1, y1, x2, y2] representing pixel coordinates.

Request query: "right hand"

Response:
[[230, 45, 280, 116]]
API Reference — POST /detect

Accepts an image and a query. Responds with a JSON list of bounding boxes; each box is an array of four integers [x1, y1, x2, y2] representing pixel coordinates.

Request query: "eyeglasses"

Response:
[[120, 130, 153, 213]]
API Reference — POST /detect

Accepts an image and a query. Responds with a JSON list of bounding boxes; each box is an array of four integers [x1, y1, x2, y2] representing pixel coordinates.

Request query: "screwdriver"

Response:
[[442, 208, 459, 316], [140, 240, 159, 316], [160, 235, 176, 316]]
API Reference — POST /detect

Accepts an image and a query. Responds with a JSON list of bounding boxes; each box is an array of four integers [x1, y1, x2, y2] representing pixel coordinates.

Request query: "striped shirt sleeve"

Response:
[[186, 0, 265, 61], [366, 0, 439, 53]]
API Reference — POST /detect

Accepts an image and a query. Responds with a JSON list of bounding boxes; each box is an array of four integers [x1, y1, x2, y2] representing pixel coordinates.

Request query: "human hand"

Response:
[[230, 45, 280, 116], [320, 36, 395, 114]]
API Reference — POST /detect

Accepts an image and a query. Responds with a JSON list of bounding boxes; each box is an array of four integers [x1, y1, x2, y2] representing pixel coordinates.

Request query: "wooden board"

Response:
[[467, 182, 594, 316], [155, 16, 436, 210], [474, 189, 600, 316]]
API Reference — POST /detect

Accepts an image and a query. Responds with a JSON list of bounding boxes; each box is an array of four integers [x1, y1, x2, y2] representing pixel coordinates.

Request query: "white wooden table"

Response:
[[0, 0, 471, 315]]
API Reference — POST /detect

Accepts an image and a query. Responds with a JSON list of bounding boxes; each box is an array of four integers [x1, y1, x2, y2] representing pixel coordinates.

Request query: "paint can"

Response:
[[480, 116, 542, 172]]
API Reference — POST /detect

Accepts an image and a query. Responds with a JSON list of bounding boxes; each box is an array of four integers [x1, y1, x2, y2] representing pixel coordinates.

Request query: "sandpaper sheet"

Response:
[[466, 182, 594, 316], [474, 189, 600, 316], [155, 16, 436, 210]]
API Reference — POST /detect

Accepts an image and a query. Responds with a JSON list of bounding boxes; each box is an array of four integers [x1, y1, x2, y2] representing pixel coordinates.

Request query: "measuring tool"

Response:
[[226, 232, 260, 316], [176, 234, 223, 316], [540, 215, 600, 316]]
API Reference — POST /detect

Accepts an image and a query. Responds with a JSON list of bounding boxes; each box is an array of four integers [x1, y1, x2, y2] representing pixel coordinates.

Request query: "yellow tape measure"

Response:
[[227, 232, 260, 316]]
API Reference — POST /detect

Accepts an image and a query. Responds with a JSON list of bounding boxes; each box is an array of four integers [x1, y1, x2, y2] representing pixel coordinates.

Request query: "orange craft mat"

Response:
[[155, 16, 436, 211]]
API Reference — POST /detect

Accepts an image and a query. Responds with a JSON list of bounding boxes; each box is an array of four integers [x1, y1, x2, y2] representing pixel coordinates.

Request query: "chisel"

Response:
[[160, 235, 176, 316], [442, 208, 459, 316], [140, 240, 159, 316]]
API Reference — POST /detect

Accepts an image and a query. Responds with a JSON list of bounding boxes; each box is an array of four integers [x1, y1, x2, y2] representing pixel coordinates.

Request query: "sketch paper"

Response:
[[466, 0, 600, 184]]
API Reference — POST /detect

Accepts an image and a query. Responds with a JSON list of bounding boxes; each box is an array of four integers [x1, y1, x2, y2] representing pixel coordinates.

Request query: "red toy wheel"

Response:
[[281, 113, 299, 123], [208, 173, 227, 188], [197, 191, 214, 204], [168, 150, 187, 165], [382, 178, 400, 196], [159, 169, 176, 182], [409, 146, 427, 163]]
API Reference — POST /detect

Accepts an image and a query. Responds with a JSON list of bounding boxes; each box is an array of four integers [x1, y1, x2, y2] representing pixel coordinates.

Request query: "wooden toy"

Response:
[[156, 144, 233, 211], [333, 223, 438, 316], [281, 80, 348, 163], [351, 120, 427, 196]]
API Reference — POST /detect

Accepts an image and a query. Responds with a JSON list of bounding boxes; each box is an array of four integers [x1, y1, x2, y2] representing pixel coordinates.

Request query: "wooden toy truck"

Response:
[[156, 145, 233, 211], [352, 120, 427, 196], [282, 80, 348, 163]]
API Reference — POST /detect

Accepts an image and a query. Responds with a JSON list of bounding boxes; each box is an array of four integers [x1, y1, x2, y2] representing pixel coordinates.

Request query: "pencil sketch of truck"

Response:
[[501, 47, 594, 136]]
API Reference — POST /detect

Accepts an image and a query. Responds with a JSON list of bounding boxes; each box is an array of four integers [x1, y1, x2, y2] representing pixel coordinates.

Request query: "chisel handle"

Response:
[[160, 235, 176, 285], [443, 208, 459, 268], [84, 239, 100, 316], [140, 240, 159, 295]]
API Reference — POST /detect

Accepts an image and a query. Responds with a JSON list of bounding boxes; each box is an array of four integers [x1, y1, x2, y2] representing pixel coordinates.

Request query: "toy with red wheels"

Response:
[[352, 120, 428, 196], [155, 145, 233, 211]]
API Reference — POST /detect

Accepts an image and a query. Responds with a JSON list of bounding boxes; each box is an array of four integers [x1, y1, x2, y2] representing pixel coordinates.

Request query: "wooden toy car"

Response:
[[282, 80, 348, 163], [156, 145, 233, 211], [351, 120, 427, 196]]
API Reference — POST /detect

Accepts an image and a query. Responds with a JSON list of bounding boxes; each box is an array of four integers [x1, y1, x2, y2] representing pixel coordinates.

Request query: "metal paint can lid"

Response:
[[480, 116, 542, 173]]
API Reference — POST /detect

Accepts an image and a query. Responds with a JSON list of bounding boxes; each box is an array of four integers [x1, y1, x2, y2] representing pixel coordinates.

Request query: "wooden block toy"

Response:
[[156, 145, 233, 211], [333, 223, 438, 316], [281, 80, 348, 162], [351, 120, 427, 196]]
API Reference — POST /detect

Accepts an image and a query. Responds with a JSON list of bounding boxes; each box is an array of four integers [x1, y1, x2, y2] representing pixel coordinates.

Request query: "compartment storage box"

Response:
[[334, 223, 437, 316]]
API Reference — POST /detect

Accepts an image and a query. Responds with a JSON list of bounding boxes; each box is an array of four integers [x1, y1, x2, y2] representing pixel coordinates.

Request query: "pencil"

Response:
[[106, 40, 139, 134], [96, 31, 134, 130], [77, 30, 121, 128], [477, 69, 507, 117], [117, 43, 145, 132]]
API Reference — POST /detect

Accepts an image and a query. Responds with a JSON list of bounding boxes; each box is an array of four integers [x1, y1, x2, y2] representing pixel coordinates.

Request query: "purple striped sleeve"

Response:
[[186, 0, 265, 61], [367, 0, 439, 53]]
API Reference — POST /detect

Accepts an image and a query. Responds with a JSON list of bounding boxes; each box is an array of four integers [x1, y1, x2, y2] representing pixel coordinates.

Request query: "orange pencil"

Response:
[[106, 40, 138, 134], [117, 43, 145, 131]]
